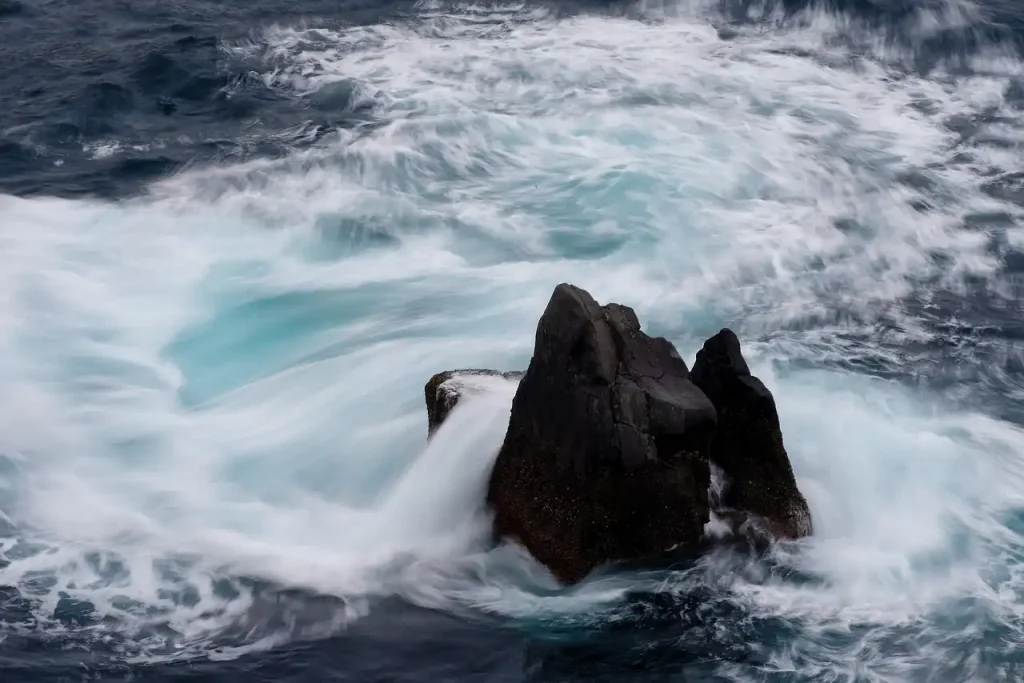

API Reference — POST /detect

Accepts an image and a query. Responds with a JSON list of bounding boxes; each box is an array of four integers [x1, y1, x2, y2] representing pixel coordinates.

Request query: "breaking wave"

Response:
[[1, 0, 1023, 679]]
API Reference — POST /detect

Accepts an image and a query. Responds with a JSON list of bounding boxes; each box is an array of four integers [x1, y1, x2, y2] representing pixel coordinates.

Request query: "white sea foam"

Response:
[[1, 0, 1023, 676]]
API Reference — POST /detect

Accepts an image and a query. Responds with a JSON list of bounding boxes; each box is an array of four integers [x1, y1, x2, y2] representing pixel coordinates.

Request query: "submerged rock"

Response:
[[425, 369, 524, 436], [486, 284, 717, 583], [690, 329, 812, 539]]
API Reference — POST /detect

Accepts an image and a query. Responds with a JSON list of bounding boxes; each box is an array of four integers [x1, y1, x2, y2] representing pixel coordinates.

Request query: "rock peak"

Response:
[[487, 284, 716, 582], [690, 329, 812, 539], [424, 286, 813, 583]]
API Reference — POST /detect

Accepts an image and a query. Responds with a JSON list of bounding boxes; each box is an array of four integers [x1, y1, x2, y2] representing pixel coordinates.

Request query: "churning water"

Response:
[[1, 0, 1023, 680]]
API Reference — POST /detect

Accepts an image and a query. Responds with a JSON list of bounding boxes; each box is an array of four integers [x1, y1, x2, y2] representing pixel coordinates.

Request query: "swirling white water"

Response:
[[1, 0, 1024, 679]]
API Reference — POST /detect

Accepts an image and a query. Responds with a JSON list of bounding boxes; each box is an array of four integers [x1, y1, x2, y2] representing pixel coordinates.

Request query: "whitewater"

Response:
[[1, 0, 1023, 680]]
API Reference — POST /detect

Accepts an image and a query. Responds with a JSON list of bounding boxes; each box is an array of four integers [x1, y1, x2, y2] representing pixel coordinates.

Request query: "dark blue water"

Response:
[[3, 0, 1022, 199], [2, 0, 1024, 681]]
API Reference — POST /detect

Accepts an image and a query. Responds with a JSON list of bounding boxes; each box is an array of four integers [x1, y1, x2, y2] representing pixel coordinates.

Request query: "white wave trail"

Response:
[[0, 0, 1023, 676]]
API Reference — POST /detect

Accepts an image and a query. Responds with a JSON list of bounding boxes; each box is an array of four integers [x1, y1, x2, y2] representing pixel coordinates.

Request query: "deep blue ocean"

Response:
[[1, 0, 1024, 680]]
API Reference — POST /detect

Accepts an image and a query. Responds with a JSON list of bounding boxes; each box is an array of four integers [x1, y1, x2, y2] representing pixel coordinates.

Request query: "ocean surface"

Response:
[[1, 0, 1023, 680]]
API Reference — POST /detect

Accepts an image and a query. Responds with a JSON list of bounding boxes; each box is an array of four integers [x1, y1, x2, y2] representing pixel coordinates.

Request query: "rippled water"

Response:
[[1, 0, 1023, 680]]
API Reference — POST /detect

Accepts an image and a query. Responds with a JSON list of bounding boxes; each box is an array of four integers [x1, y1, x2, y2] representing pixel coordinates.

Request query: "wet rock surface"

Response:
[[486, 284, 717, 583], [425, 369, 524, 436], [425, 285, 812, 583], [690, 330, 812, 539]]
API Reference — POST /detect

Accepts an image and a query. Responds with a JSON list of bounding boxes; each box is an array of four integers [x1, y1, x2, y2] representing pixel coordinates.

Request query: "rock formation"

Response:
[[485, 284, 717, 583], [425, 369, 524, 436], [690, 330, 812, 539], [423, 284, 812, 583]]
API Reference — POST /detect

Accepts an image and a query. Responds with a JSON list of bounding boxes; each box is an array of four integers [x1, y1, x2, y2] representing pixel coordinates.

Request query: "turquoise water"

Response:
[[1, 0, 1024, 679]]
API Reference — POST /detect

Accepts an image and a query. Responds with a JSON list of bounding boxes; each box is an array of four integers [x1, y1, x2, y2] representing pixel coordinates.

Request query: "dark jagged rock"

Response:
[[423, 291, 814, 582], [485, 284, 718, 583], [690, 329, 812, 540], [425, 369, 524, 436]]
